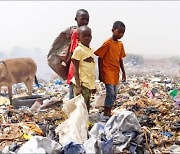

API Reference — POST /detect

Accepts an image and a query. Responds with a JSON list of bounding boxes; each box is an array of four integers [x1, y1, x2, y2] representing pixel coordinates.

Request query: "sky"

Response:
[[0, 1, 180, 57]]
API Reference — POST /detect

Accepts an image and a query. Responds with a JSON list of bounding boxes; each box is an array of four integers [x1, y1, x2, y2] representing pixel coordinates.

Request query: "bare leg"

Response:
[[104, 106, 109, 116], [104, 106, 112, 117], [108, 107, 112, 117]]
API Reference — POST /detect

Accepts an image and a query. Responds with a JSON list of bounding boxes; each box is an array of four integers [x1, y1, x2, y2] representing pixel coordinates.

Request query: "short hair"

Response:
[[76, 9, 89, 17], [113, 21, 125, 29], [77, 25, 91, 35]]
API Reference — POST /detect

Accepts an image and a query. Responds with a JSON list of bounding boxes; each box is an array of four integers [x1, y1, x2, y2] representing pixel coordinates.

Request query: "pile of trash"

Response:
[[0, 74, 180, 153], [112, 75, 180, 153]]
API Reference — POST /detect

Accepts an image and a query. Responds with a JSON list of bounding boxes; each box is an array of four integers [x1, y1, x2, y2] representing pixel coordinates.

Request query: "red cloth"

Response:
[[67, 28, 78, 84]]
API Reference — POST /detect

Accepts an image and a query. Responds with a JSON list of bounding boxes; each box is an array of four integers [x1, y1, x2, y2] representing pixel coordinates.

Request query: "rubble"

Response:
[[0, 66, 180, 153]]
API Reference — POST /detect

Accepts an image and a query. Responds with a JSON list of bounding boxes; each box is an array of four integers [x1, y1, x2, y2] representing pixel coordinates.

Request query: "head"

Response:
[[78, 26, 92, 47], [75, 9, 89, 27], [112, 21, 126, 41]]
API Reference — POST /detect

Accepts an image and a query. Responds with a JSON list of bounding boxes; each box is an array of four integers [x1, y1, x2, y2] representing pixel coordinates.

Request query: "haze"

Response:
[[0, 1, 180, 56], [0, 1, 180, 80]]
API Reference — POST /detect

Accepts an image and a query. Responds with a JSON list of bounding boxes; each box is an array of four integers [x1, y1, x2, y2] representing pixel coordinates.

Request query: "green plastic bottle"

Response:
[[169, 89, 178, 98]]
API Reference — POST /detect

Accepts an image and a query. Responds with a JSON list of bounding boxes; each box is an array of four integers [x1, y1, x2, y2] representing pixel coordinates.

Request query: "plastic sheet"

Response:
[[55, 95, 89, 145]]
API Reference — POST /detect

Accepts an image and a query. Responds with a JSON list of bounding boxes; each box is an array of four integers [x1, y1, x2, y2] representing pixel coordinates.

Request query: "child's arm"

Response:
[[98, 57, 104, 82], [65, 52, 73, 66], [72, 59, 81, 95], [120, 59, 126, 82]]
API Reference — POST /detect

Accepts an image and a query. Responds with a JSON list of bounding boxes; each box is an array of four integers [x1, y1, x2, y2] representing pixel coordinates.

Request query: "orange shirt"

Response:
[[94, 38, 126, 85]]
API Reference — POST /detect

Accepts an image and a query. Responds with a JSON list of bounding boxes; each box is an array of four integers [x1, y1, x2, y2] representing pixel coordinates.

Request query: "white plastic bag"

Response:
[[17, 136, 62, 154], [91, 93, 105, 107], [55, 95, 89, 145], [83, 137, 96, 153]]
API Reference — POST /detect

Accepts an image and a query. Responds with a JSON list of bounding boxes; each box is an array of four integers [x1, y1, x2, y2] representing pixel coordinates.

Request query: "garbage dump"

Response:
[[0, 63, 180, 153]]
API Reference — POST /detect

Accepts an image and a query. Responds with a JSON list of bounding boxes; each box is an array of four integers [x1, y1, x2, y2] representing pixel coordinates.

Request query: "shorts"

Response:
[[74, 85, 91, 112], [105, 84, 118, 107], [81, 85, 91, 112]]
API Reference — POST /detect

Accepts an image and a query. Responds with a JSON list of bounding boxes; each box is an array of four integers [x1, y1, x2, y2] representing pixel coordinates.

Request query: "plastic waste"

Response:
[[2, 142, 20, 154], [171, 121, 180, 131], [169, 145, 180, 153], [55, 95, 89, 145], [83, 137, 96, 153], [144, 107, 159, 115], [91, 94, 105, 107], [84, 123, 113, 154], [54, 79, 63, 85], [23, 133, 33, 140], [174, 96, 180, 108], [105, 109, 143, 152], [23, 123, 43, 135], [138, 116, 156, 127], [151, 88, 158, 96], [122, 81, 128, 85], [95, 134, 113, 154], [169, 89, 178, 98], [89, 112, 101, 125], [60, 142, 86, 154], [30, 100, 43, 112], [0, 96, 10, 105], [147, 91, 153, 98], [160, 131, 173, 138], [39, 97, 59, 109], [17, 136, 62, 154], [164, 77, 171, 84], [89, 123, 105, 138], [35, 83, 43, 88]]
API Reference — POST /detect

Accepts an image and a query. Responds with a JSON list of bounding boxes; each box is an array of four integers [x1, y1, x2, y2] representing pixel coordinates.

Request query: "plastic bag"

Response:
[[91, 93, 105, 107], [55, 95, 89, 145], [84, 123, 113, 154], [61, 142, 86, 154], [17, 136, 62, 154], [105, 109, 142, 152]]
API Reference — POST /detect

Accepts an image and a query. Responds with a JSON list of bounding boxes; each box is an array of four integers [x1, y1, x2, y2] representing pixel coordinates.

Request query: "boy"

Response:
[[94, 21, 126, 117], [67, 9, 89, 100], [47, 9, 89, 100], [71, 26, 95, 112]]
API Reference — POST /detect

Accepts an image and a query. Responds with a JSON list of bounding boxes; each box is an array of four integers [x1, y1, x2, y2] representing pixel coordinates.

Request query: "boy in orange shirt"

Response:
[[94, 21, 126, 117]]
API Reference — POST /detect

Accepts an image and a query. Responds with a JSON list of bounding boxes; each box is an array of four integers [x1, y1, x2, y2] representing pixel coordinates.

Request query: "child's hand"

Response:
[[76, 86, 82, 95], [91, 89, 96, 94], [122, 73, 126, 82]]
